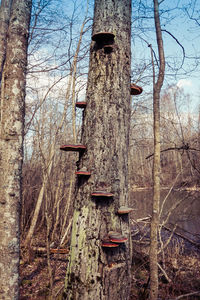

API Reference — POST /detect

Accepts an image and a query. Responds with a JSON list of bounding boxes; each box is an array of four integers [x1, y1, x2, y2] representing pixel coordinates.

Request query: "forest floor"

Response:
[[19, 252, 66, 299], [19, 231, 200, 300]]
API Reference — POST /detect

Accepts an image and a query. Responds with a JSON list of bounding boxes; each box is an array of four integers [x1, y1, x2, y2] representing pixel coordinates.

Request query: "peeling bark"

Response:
[[63, 0, 132, 299], [0, 0, 32, 299]]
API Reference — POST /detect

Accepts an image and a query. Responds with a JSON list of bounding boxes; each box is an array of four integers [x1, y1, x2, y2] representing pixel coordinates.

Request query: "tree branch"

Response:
[[175, 291, 200, 299], [146, 144, 200, 160], [162, 29, 185, 68]]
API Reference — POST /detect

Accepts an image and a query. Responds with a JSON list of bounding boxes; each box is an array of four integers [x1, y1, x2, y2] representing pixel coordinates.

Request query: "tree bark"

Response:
[[0, 0, 12, 114], [0, 0, 32, 299], [63, 0, 132, 299], [0, 0, 12, 80], [149, 0, 165, 299]]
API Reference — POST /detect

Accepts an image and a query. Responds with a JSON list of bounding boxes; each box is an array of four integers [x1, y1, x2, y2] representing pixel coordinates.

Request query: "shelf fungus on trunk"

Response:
[[117, 206, 134, 214], [108, 231, 128, 243], [75, 167, 91, 176], [91, 190, 114, 197], [92, 32, 115, 44], [75, 101, 87, 109], [60, 144, 87, 152], [130, 83, 143, 95], [101, 238, 120, 248]]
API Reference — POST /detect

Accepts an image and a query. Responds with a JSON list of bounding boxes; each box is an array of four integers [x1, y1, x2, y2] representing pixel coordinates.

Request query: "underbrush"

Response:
[[19, 230, 200, 299], [131, 239, 200, 299]]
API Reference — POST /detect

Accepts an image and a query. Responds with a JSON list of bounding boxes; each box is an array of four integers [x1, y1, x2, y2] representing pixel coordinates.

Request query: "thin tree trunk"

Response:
[[0, 0, 32, 298], [63, 0, 132, 299], [149, 0, 165, 299], [24, 11, 87, 246], [25, 157, 53, 246]]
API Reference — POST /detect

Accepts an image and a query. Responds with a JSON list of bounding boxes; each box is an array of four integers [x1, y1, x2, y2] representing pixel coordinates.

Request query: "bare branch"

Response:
[[157, 262, 171, 283], [146, 144, 200, 160], [148, 44, 156, 85], [162, 29, 185, 68], [175, 291, 200, 300]]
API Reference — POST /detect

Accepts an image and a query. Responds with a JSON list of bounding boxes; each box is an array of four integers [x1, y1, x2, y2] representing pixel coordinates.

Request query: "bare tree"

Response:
[[0, 0, 32, 298], [149, 0, 165, 299]]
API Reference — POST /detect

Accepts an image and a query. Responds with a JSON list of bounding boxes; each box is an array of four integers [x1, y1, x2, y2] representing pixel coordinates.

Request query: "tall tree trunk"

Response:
[[149, 0, 165, 299], [63, 0, 132, 299], [0, 0, 32, 299]]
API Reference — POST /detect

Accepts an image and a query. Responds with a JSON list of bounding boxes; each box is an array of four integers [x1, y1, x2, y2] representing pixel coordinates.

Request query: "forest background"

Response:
[[21, 0, 200, 241]]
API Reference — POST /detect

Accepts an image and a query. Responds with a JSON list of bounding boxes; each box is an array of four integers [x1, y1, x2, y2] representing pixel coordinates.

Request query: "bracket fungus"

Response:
[[76, 167, 91, 176], [92, 32, 115, 44], [91, 190, 114, 197], [101, 238, 119, 248], [130, 83, 143, 95], [60, 144, 86, 152], [75, 101, 87, 109], [117, 206, 134, 214], [108, 231, 128, 243]]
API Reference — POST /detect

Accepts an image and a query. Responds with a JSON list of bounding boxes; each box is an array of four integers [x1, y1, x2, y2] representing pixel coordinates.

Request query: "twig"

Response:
[[157, 262, 171, 283], [54, 285, 64, 298], [136, 216, 151, 222], [161, 29, 185, 68], [175, 291, 200, 299], [145, 144, 200, 160], [163, 225, 200, 248], [159, 169, 183, 219], [60, 218, 72, 246], [158, 224, 177, 255]]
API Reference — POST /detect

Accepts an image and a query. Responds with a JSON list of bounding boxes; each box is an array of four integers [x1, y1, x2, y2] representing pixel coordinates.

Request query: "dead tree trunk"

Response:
[[0, 0, 32, 299], [62, 0, 132, 299]]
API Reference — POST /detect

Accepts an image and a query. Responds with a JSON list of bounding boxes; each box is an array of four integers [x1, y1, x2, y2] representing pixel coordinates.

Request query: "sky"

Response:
[[131, 0, 200, 111], [1, 0, 199, 110]]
